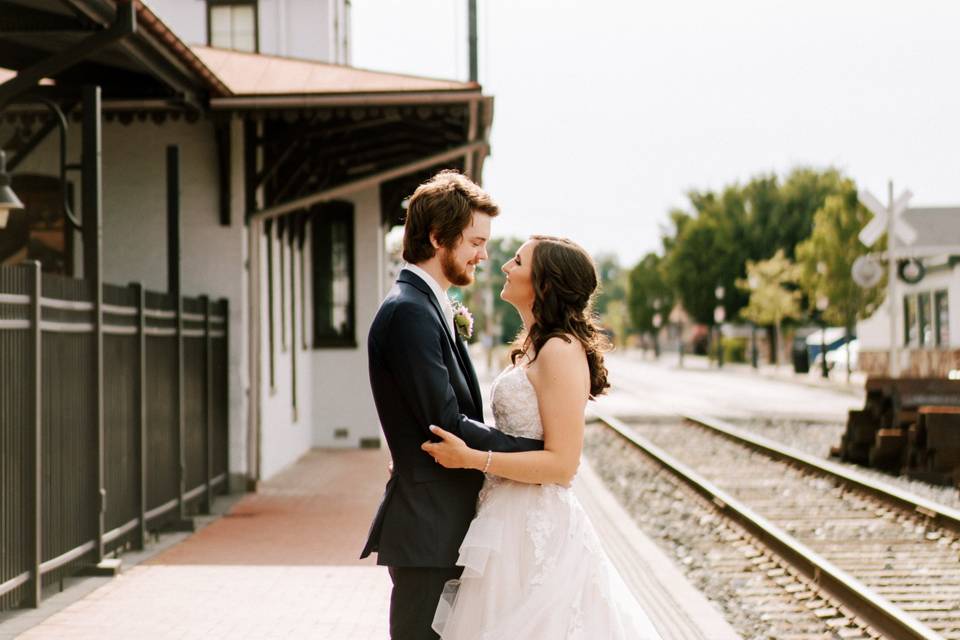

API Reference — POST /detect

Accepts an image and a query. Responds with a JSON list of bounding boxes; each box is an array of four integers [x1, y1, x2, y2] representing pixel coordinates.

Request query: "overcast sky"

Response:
[[352, 0, 960, 266]]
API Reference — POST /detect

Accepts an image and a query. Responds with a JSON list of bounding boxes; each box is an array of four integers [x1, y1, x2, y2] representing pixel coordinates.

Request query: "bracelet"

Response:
[[482, 450, 493, 474]]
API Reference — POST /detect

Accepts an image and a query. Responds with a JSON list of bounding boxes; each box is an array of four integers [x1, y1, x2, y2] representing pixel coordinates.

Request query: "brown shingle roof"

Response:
[[191, 46, 477, 96]]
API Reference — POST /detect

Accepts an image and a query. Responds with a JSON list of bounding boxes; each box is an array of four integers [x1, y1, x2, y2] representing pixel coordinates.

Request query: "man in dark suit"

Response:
[[361, 171, 543, 639]]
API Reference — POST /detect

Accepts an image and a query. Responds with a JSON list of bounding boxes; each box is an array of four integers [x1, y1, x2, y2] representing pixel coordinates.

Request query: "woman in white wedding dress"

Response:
[[421, 236, 663, 640]]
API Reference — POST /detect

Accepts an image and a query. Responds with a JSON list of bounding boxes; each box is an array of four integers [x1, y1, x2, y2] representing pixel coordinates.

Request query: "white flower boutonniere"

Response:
[[451, 301, 474, 340]]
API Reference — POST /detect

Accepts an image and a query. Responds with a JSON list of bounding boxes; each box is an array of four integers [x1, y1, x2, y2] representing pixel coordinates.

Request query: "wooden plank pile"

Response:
[[835, 378, 960, 487]]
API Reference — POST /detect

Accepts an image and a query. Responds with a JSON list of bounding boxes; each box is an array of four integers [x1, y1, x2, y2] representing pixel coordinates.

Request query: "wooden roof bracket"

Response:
[[249, 140, 488, 223], [0, 2, 136, 110]]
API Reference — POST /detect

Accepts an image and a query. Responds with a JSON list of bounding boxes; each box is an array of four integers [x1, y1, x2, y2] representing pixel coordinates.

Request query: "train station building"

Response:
[[0, 0, 492, 610], [857, 207, 960, 377]]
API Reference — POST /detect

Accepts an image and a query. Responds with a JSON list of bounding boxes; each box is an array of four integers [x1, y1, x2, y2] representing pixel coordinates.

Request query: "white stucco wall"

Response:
[[3, 115, 250, 484], [144, 0, 205, 44], [258, 220, 314, 479], [857, 265, 958, 350], [146, 0, 350, 63], [310, 186, 385, 448], [256, 185, 385, 475]]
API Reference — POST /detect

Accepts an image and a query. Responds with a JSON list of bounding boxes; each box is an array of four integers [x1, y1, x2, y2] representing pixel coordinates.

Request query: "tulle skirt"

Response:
[[432, 478, 663, 640]]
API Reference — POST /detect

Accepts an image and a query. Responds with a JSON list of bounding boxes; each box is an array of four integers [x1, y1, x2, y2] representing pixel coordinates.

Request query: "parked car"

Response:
[[811, 339, 859, 372]]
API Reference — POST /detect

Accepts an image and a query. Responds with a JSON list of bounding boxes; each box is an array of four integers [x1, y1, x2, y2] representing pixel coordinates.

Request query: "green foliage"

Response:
[[736, 250, 803, 365], [722, 337, 748, 363], [662, 208, 734, 325], [777, 168, 846, 259], [660, 167, 850, 328], [627, 252, 673, 334], [593, 253, 630, 345], [795, 183, 886, 329], [594, 253, 627, 317], [736, 250, 803, 326]]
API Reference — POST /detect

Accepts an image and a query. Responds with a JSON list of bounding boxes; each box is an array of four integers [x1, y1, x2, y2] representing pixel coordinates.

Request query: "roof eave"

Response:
[[209, 89, 485, 110], [61, 0, 231, 98]]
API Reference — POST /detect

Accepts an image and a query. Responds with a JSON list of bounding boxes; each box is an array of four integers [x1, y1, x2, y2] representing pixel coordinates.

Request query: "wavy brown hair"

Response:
[[402, 170, 499, 264], [510, 236, 611, 398]]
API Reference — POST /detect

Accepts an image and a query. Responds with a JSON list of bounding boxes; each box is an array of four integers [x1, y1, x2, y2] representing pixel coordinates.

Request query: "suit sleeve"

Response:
[[377, 302, 543, 453]]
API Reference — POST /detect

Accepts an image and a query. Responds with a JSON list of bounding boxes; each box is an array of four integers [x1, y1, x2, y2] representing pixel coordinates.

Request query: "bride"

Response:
[[421, 236, 663, 639]]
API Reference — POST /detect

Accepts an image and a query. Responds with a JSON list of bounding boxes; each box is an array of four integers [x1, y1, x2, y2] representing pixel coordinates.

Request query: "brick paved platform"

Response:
[[6, 372, 746, 640], [10, 448, 393, 640]]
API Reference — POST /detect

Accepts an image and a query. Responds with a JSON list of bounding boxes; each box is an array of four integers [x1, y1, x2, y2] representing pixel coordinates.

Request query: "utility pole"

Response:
[[885, 180, 900, 377], [468, 0, 478, 83], [858, 182, 914, 379]]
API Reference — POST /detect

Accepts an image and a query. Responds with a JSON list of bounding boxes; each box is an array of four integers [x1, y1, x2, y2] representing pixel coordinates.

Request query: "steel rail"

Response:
[[681, 412, 960, 536], [593, 410, 944, 640]]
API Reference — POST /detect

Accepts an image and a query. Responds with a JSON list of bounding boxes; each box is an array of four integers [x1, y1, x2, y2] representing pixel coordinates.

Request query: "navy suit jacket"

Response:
[[361, 270, 543, 567]]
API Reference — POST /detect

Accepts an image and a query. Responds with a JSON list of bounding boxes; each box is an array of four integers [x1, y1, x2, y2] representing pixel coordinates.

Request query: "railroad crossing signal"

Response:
[[858, 188, 916, 247]]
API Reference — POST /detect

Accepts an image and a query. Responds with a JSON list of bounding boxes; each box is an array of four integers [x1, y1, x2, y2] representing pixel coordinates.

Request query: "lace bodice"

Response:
[[490, 365, 543, 439]]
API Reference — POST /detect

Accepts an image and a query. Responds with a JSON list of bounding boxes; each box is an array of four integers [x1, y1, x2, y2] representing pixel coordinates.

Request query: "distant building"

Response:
[[857, 207, 960, 377]]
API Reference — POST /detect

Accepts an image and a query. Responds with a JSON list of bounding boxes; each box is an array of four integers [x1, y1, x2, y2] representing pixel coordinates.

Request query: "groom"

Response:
[[361, 170, 543, 639]]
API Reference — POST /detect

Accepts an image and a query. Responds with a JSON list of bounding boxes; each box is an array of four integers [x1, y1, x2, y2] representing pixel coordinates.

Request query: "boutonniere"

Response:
[[451, 301, 474, 340]]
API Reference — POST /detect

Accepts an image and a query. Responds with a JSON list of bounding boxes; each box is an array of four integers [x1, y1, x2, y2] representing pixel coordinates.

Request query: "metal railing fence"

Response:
[[0, 262, 229, 611]]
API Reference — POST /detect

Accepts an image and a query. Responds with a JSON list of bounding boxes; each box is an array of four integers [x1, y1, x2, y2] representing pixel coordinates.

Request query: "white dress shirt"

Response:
[[403, 264, 456, 339]]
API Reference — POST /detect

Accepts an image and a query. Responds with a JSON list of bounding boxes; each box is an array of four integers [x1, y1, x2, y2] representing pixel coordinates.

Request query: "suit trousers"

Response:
[[388, 566, 463, 640]]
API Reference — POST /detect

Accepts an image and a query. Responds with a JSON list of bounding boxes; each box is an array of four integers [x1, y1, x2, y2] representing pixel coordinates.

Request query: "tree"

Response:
[[777, 167, 846, 259], [737, 250, 803, 365], [661, 167, 851, 353], [627, 253, 673, 353], [662, 206, 737, 326], [796, 185, 886, 377], [593, 254, 629, 346], [594, 253, 626, 317]]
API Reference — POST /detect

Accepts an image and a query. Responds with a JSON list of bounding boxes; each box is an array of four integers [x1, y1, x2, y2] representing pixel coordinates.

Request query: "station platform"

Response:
[[3, 441, 739, 639]]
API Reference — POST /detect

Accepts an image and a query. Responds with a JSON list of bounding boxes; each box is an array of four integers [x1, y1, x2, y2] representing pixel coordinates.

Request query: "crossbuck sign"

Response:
[[857, 188, 916, 248], [857, 184, 917, 378]]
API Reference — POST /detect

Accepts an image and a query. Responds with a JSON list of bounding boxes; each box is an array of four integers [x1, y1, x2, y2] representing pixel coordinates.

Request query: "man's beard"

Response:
[[440, 248, 474, 286]]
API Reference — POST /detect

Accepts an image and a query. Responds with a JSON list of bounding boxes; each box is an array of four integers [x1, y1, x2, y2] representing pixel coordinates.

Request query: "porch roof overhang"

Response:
[[0, 0, 229, 108], [192, 46, 480, 105], [0, 6, 494, 228], [190, 50, 494, 228]]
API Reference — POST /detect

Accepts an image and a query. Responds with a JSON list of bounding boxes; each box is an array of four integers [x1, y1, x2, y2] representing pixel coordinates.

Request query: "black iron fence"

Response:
[[0, 261, 229, 611]]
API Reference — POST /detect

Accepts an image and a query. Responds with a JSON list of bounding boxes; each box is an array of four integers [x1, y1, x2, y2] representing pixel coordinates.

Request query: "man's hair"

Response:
[[402, 170, 500, 264]]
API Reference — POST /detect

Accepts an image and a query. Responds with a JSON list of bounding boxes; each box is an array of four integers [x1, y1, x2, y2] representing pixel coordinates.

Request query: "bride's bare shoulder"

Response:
[[535, 335, 587, 373], [539, 334, 584, 356]]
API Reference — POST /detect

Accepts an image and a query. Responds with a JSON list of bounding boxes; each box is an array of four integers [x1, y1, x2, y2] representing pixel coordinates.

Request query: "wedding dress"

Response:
[[432, 365, 663, 640]]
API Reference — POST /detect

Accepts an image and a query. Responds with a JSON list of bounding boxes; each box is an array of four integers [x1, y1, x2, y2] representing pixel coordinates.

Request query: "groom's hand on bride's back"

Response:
[[421, 425, 481, 470]]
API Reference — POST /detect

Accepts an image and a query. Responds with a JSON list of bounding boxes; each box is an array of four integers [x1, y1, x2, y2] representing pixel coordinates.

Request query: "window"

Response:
[[903, 294, 917, 347], [208, 1, 258, 52], [311, 202, 355, 348], [935, 290, 950, 347], [918, 292, 932, 348], [0, 175, 73, 275]]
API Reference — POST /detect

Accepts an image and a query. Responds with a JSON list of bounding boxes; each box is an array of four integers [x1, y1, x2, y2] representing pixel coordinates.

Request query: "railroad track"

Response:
[[590, 411, 960, 640]]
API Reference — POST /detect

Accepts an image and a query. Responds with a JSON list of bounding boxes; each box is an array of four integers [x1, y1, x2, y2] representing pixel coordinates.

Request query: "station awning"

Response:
[[192, 46, 482, 109]]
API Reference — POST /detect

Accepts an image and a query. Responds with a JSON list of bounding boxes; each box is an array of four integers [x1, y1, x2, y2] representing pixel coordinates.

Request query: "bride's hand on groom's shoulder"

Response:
[[422, 425, 481, 470]]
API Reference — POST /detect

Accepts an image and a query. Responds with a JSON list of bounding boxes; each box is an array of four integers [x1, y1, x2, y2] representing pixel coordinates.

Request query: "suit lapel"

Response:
[[398, 271, 475, 402], [455, 335, 484, 419]]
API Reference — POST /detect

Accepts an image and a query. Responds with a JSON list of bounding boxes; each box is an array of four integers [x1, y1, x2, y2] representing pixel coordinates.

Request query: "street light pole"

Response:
[[817, 295, 830, 379], [652, 298, 662, 359], [714, 285, 725, 368], [747, 275, 759, 369]]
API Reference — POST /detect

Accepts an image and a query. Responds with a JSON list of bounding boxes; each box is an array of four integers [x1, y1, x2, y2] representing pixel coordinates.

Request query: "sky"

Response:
[[352, 0, 960, 266]]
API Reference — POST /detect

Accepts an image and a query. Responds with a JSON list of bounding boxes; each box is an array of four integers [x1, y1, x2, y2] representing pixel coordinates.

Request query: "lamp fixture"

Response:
[[0, 149, 25, 229]]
